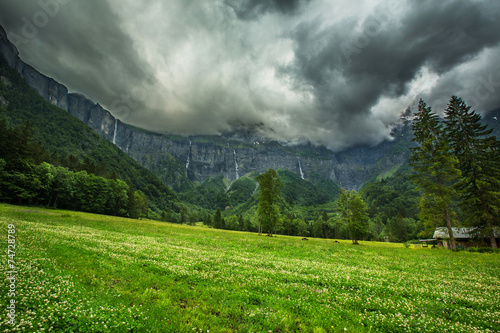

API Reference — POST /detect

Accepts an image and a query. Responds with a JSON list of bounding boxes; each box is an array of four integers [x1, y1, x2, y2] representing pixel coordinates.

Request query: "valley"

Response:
[[1, 3, 500, 331], [1, 204, 499, 332]]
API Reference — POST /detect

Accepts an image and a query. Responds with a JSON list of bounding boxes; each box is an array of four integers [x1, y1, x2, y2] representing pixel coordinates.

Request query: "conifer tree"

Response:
[[238, 214, 244, 231], [321, 211, 331, 239], [213, 209, 222, 229], [410, 100, 461, 250], [166, 204, 173, 223], [180, 205, 188, 224], [444, 96, 500, 248], [126, 183, 139, 218], [205, 213, 212, 227]]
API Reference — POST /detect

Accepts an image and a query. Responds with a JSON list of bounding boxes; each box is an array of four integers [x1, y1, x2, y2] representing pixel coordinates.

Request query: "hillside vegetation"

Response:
[[1, 204, 499, 332], [0, 55, 176, 213]]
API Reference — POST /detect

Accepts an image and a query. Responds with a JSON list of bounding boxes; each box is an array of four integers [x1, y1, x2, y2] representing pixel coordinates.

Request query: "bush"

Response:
[[468, 247, 499, 253]]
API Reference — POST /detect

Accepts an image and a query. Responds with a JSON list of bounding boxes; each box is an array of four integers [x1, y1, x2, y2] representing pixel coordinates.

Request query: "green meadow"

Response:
[[0, 204, 499, 333]]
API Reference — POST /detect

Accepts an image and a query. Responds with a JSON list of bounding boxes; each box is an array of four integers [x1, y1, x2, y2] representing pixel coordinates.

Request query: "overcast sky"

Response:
[[1, 0, 499, 151]]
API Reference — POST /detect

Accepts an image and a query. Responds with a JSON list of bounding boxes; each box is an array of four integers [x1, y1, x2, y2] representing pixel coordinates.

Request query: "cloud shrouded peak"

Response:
[[1, 0, 499, 151]]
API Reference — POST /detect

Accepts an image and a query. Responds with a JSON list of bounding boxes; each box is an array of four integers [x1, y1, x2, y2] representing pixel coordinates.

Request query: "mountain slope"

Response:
[[0, 52, 176, 212]]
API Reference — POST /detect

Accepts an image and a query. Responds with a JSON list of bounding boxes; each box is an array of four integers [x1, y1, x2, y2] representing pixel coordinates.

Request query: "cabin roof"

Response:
[[433, 227, 500, 239]]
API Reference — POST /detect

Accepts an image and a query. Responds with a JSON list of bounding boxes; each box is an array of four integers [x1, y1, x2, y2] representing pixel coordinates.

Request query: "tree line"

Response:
[[203, 168, 372, 244], [411, 96, 500, 249], [0, 120, 148, 218]]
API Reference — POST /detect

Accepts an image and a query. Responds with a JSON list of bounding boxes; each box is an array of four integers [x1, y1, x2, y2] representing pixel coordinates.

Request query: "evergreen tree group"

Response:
[[410, 96, 500, 249]]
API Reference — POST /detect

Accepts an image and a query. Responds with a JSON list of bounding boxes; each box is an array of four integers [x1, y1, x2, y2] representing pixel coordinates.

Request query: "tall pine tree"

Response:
[[410, 100, 461, 250], [444, 96, 500, 248], [213, 209, 222, 229]]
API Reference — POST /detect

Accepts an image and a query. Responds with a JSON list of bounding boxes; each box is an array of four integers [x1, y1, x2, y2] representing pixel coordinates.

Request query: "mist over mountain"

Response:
[[2, 12, 500, 193], [0, 23, 414, 191], [1, 0, 499, 151]]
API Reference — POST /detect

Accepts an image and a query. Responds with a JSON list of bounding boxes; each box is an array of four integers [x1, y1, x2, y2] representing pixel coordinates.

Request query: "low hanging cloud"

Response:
[[1, 0, 499, 151]]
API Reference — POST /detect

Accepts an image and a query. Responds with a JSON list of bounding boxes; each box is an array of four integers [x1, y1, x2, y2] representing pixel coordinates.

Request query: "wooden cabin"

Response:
[[432, 227, 499, 249]]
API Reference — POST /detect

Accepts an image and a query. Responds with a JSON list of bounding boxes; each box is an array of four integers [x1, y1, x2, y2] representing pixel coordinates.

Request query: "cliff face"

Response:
[[0, 25, 411, 190], [111, 124, 411, 190]]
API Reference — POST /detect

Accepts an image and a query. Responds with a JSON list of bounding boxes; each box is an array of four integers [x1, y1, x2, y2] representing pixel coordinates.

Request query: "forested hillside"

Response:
[[0, 54, 176, 215], [360, 167, 421, 241]]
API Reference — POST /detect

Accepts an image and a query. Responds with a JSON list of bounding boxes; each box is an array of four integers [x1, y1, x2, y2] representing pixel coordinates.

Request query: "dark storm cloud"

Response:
[[279, 0, 500, 147], [0, 0, 499, 151], [0, 0, 156, 112], [425, 46, 500, 115]]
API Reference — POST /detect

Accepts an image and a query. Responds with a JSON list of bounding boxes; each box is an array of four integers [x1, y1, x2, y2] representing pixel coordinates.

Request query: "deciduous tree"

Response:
[[335, 188, 369, 244], [257, 168, 283, 236]]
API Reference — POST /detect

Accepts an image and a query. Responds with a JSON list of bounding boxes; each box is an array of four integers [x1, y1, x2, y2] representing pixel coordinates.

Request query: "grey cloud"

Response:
[[0, 0, 156, 112], [225, 0, 306, 20], [278, 0, 500, 147], [0, 0, 499, 151], [425, 45, 500, 115]]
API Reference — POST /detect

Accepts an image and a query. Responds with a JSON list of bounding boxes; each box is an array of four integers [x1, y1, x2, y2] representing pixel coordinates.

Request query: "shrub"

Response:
[[468, 247, 498, 253]]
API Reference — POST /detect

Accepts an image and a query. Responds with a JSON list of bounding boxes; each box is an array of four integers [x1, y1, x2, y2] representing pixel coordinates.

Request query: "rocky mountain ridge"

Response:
[[0, 25, 413, 190]]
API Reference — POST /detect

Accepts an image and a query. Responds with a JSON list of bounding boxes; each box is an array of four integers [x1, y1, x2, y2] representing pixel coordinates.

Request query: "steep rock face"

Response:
[[0, 27, 69, 112], [0, 27, 18, 69], [331, 138, 409, 189], [19, 63, 69, 111], [66, 94, 116, 142], [0, 25, 411, 190], [0, 26, 117, 143], [112, 124, 410, 190]]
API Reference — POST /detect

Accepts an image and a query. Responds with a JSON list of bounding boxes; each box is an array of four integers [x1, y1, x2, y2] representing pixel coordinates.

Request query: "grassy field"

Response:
[[0, 204, 499, 332]]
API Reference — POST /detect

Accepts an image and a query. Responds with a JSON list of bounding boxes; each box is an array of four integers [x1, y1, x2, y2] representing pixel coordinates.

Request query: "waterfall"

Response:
[[185, 139, 192, 172], [233, 150, 239, 179], [112, 118, 118, 145], [298, 157, 305, 180]]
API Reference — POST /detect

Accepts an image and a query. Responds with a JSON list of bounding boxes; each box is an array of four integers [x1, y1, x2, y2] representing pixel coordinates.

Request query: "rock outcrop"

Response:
[[0, 25, 412, 190]]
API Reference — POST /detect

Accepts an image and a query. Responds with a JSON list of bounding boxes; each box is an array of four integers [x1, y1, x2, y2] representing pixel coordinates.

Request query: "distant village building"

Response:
[[432, 227, 500, 249]]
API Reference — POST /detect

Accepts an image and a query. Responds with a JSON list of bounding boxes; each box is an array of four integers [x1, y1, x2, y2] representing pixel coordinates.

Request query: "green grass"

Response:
[[1, 204, 499, 332]]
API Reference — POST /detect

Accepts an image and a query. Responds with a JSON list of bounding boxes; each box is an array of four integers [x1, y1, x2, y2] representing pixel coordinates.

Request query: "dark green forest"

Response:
[[0, 120, 149, 218]]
